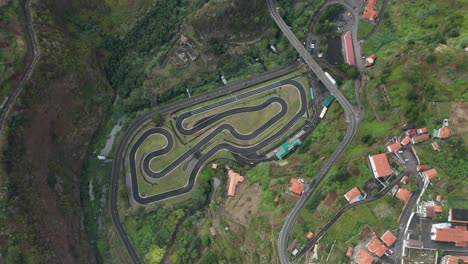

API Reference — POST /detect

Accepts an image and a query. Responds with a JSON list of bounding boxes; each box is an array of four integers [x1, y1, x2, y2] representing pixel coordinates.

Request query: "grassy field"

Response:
[[0, 1, 27, 96], [357, 20, 374, 39]]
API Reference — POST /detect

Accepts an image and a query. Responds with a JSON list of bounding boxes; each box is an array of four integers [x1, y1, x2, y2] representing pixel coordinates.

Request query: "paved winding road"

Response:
[[129, 79, 307, 204], [110, 63, 304, 264], [0, 0, 40, 131], [266, 1, 363, 263]]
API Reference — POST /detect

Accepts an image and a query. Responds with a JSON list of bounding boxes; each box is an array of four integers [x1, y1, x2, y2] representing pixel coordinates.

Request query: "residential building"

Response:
[[344, 187, 364, 203], [401, 175, 409, 185], [307, 232, 314, 240], [210, 227, 216, 237], [355, 248, 374, 264], [396, 188, 412, 204], [274, 196, 280, 203], [346, 247, 354, 258], [431, 225, 468, 247], [416, 164, 429, 172], [432, 141, 441, 151], [212, 163, 218, 169], [289, 178, 305, 196], [366, 234, 388, 257], [380, 230, 397, 247], [449, 208, 468, 224], [287, 239, 298, 253], [437, 195, 442, 202], [365, 54, 377, 67], [368, 153, 392, 178], [434, 205, 443, 213], [362, 0, 379, 22], [440, 255, 461, 264], [412, 134, 430, 144], [343, 32, 356, 65], [422, 168, 438, 182], [433, 119, 451, 138], [401, 135, 411, 145], [416, 128, 428, 134], [227, 169, 244, 197], [386, 142, 402, 152]]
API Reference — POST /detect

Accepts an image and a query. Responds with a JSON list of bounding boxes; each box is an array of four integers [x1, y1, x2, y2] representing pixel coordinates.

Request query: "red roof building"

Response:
[[441, 255, 461, 264], [355, 248, 374, 264], [227, 169, 244, 197], [365, 54, 377, 67], [343, 32, 356, 65], [380, 230, 397, 247], [396, 188, 412, 204], [422, 168, 438, 181], [369, 153, 392, 178], [362, 0, 379, 22], [417, 127, 429, 134], [307, 232, 315, 240], [434, 205, 444, 213], [344, 187, 364, 203], [431, 226, 468, 247], [290, 178, 305, 196], [401, 135, 411, 145], [386, 142, 402, 152], [366, 234, 388, 257], [412, 134, 430, 144], [274, 196, 280, 203], [346, 247, 354, 257], [401, 175, 409, 185], [416, 164, 429, 172]]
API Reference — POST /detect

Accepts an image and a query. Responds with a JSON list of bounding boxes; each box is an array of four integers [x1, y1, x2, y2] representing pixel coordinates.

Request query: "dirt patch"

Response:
[[451, 102, 468, 144], [322, 192, 338, 208], [0, 41, 10, 48], [435, 44, 448, 53], [348, 166, 361, 177], [224, 182, 262, 226], [360, 226, 372, 239]]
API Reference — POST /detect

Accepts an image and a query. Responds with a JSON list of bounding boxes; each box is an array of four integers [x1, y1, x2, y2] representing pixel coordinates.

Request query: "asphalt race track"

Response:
[[129, 79, 307, 204]]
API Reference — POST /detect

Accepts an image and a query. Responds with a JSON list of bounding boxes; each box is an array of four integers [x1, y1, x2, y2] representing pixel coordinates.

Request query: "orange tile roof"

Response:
[[416, 164, 429, 171], [344, 187, 363, 203], [443, 255, 460, 264], [274, 196, 280, 203], [396, 188, 412, 204], [362, 0, 379, 21], [355, 248, 374, 264], [290, 178, 305, 195], [381, 230, 397, 247], [366, 235, 388, 257], [365, 54, 378, 67], [434, 205, 443, 213], [227, 169, 244, 196], [412, 134, 430, 144], [386, 142, 402, 152], [307, 232, 314, 240], [439, 126, 451, 138], [433, 226, 468, 247], [401, 175, 409, 185], [432, 141, 441, 151], [417, 127, 429, 134], [401, 135, 411, 145], [369, 153, 392, 177], [346, 247, 354, 257], [423, 168, 438, 181]]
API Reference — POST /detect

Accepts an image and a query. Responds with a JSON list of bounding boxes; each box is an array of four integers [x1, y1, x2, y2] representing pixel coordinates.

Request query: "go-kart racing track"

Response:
[[129, 79, 309, 204]]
